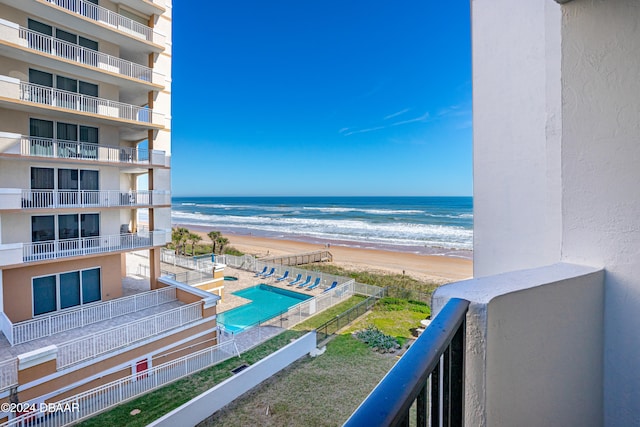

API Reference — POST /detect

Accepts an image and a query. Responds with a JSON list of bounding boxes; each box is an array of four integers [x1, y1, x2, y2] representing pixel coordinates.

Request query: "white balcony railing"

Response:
[[57, 301, 203, 369], [19, 81, 160, 124], [18, 26, 154, 82], [1, 340, 237, 427], [16, 136, 167, 166], [44, 0, 155, 43], [9, 287, 177, 346], [0, 358, 17, 393], [22, 230, 168, 262], [17, 189, 170, 209]]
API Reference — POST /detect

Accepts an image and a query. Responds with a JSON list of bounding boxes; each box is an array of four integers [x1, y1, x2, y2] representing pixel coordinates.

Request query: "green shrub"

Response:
[[223, 246, 244, 256], [354, 326, 400, 353]]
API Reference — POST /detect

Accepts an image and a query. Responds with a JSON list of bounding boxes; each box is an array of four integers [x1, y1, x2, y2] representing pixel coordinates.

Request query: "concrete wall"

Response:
[[472, 0, 563, 277], [433, 263, 604, 427], [473, 0, 640, 425], [558, 1, 640, 425], [149, 332, 317, 427]]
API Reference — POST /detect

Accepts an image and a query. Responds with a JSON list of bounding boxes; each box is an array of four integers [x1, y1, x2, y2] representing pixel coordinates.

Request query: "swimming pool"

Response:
[[218, 284, 312, 332]]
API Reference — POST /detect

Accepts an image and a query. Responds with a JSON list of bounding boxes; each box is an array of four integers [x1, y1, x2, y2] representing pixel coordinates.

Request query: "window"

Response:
[[29, 69, 99, 112], [59, 271, 80, 309], [32, 268, 101, 316], [31, 168, 54, 190], [58, 214, 79, 240], [29, 69, 53, 87], [30, 118, 99, 159], [28, 19, 99, 60], [33, 275, 57, 316], [31, 213, 100, 242], [82, 268, 101, 304], [32, 215, 55, 242], [31, 166, 100, 206]]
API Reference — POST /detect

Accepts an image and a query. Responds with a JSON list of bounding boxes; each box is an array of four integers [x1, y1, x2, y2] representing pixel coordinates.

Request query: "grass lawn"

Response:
[[199, 334, 397, 427], [79, 330, 304, 427], [80, 268, 431, 426], [343, 298, 430, 346]]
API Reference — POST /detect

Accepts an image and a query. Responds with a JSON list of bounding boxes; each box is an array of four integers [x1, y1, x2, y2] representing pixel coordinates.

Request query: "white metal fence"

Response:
[[220, 280, 356, 339], [20, 82, 156, 123], [18, 26, 152, 81], [160, 249, 215, 272], [10, 287, 177, 346], [20, 189, 170, 209], [1, 339, 237, 427], [57, 301, 203, 369], [0, 358, 17, 393], [43, 0, 154, 42], [20, 136, 166, 165], [22, 231, 165, 262], [163, 270, 214, 286]]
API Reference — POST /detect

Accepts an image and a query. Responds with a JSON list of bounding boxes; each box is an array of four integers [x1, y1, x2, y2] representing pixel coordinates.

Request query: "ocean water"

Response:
[[171, 196, 473, 258]]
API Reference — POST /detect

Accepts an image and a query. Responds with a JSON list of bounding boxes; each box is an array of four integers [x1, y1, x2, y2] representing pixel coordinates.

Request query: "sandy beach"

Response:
[[175, 225, 473, 285]]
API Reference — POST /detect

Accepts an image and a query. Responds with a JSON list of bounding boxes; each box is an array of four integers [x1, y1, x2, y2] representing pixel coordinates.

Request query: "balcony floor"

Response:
[[0, 275, 185, 363]]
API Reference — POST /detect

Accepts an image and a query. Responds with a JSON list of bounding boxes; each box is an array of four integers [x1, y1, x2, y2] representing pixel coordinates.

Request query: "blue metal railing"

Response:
[[344, 298, 470, 427]]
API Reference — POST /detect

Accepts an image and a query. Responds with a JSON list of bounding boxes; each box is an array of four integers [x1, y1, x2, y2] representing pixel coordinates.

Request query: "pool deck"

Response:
[[216, 267, 326, 314]]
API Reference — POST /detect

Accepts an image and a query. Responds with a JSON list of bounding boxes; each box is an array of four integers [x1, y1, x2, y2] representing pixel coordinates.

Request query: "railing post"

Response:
[[450, 316, 466, 427], [431, 356, 441, 426]]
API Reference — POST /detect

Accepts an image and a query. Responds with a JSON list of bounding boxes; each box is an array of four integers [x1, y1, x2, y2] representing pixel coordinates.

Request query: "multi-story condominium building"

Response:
[[0, 0, 218, 422]]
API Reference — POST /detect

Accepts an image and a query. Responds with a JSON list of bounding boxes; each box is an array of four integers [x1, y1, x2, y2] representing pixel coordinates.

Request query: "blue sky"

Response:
[[171, 1, 471, 197]]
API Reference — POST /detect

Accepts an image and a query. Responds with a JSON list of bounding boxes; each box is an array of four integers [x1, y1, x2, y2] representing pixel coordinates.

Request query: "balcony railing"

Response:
[[19, 81, 159, 124], [21, 230, 168, 263], [18, 26, 155, 82], [17, 136, 167, 166], [57, 301, 203, 368], [0, 358, 17, 393], [2, 340, 238, 427], [17, 189, 170, 209], [44, 0, 155, 43], [8, 287, 177, 346], [345, 298, 469, 427]]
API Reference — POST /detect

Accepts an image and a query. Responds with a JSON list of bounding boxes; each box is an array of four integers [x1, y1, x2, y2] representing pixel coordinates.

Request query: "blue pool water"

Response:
[[218, 284, 312, 332]]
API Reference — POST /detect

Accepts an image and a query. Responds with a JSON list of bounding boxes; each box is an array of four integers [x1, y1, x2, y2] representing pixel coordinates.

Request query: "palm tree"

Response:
[[188, 232, 202, 256], [172, 227, 189, 255], [216, 236, 229, 254], [171, 227, 183, 254], [208, 231, 222, 254]]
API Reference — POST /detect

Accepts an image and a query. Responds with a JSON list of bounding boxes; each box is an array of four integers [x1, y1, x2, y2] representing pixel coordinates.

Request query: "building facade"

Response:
[[0, 0, 218, 422]]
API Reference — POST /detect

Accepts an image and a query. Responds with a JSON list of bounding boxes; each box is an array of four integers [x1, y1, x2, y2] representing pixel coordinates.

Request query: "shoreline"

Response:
[[173, 223, 473, 285], [172, 223, 473, 259]]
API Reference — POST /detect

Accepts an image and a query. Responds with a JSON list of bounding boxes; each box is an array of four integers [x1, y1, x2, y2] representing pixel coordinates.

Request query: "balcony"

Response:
[[0, 189, 171, 211], [115, 0, 167, 16], [2, 286, 178, 346], [42, 0, 164, 46], [0, 229, 171, 267], [0, 133, 169, 167], [345, 298, 469, 426], [0, 292, 203, 390], [346, 263, 605, 426], [0, 19, 165, 87], [0, 76, 164, 127]]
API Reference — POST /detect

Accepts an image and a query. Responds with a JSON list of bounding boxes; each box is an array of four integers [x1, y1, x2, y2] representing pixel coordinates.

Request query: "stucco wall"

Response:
[[559, 1, 640, 425], [433, 263, 604, 427], [472, 0, 563, 277], [2, 254, 122, 322]]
